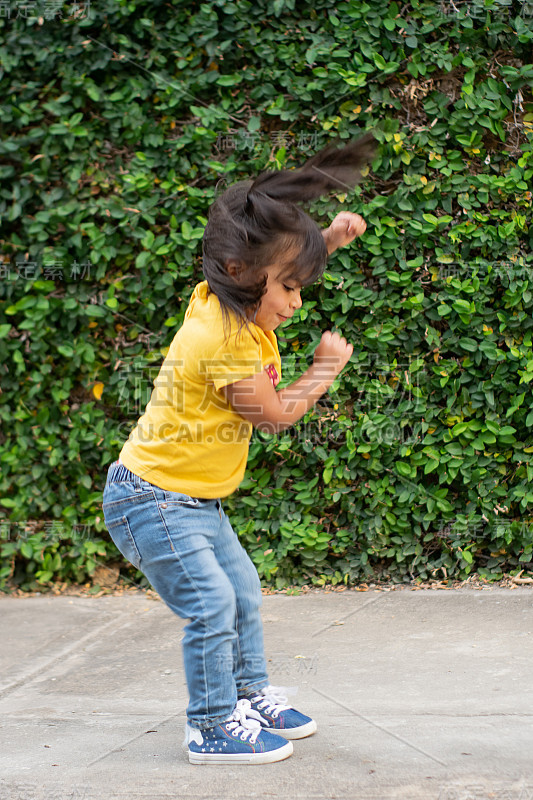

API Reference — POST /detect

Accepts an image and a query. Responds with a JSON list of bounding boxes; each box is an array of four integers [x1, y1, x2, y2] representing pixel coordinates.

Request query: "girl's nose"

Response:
[[291, 290, 302, 309]]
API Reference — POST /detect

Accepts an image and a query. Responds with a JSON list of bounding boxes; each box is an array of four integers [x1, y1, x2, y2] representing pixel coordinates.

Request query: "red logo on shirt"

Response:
[[265, 364, 280, 387]]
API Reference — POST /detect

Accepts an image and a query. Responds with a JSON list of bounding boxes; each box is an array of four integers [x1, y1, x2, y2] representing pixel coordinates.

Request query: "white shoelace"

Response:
[[250, 684, 298, 719], [224, 698, 263, 743]]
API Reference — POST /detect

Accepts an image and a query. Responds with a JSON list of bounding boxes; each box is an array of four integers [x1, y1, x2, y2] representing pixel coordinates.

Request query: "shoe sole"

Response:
[[266, 719, 317, 740], [188, 739, 293, 765]]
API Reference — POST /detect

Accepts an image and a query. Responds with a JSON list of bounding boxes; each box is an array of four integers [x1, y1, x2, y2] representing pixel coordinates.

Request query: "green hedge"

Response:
[[1, 0, 533, 591]]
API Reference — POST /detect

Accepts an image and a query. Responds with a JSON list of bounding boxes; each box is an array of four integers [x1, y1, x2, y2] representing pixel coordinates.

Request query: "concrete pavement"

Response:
[[1, 586, 533, 800]]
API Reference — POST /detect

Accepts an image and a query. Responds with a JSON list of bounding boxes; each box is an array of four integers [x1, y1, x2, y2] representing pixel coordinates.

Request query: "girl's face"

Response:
[[251, 264, 303, 331]]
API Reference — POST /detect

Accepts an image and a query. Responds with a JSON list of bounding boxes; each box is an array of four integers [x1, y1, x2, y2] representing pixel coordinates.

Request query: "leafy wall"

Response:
[[1, 0, 532, 590]]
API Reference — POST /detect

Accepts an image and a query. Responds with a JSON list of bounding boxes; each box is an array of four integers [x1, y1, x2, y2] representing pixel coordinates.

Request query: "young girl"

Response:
[[102, 133, 375, 765]]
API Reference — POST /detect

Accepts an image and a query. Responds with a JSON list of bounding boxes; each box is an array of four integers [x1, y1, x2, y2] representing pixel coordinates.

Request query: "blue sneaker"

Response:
[[183, 699, 293, 764], [239, 685, 317, 740]]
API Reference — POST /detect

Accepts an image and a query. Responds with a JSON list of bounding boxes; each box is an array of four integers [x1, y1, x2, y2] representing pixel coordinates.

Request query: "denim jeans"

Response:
[[102, 460, 269, 730]]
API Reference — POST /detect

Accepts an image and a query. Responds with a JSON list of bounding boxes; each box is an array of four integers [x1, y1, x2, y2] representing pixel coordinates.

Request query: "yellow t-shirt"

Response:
[[119, 281, 282, 498]]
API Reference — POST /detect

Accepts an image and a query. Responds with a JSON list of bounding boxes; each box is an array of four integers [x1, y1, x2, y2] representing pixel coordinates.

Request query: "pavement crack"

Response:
[[0, 606, 159, 700], [311, 592, 384, 638], [312, 687, 448, 767], [87, 710, 184, 767]]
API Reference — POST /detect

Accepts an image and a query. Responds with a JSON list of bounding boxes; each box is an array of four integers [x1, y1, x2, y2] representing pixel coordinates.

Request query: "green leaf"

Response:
[[20, 542, 33, 559], [135, 251, 151, 269], [217, 74, 241, 86], [181, 220, 193, 240], [395, 462, 412, 477], [498, 426, 516, 436], [459, 338, 478, 352], [86, 85, 100, 102], [142, 230, 155, 250], [453, 299, 473, 313]]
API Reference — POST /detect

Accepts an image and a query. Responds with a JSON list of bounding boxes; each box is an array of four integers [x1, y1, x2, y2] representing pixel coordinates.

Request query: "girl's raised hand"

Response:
[[323, 212, 367, 254], [313, 330, 354, 377]]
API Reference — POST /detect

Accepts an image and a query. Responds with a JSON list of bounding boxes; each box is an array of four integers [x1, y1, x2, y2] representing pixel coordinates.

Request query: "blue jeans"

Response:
[[102, 461, 269, 730]]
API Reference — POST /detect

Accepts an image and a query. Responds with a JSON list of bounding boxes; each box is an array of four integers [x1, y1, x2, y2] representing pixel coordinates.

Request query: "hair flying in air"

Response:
[[201, 131, 376, 332]]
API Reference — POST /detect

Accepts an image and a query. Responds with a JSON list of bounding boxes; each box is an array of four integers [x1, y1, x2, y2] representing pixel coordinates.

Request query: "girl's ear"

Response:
[[226, 259, 245, 279]]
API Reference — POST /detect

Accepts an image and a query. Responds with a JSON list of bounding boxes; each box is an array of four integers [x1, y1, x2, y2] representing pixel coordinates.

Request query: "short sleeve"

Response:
[[202, 332, 263, 391]]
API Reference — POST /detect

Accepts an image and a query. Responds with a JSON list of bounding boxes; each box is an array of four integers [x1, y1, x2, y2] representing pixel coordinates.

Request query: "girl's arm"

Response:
[[222, 331, 353, 433], [322, 211, 367, 255], [224, 213, 365, 431]]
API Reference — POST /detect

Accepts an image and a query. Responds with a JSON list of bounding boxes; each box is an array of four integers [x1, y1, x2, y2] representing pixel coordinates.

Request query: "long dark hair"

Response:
[[202, 132, 376, 333]]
